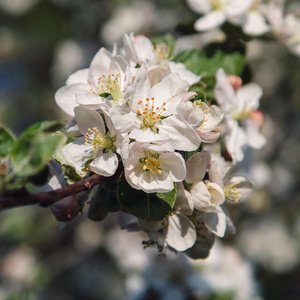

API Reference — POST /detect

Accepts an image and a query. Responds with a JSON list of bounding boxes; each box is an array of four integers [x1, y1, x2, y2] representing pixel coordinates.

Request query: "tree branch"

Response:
[[0, 164, 123, 211]]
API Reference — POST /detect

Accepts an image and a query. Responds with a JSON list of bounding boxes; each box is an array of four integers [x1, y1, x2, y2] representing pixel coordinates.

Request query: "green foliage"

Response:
[[175, 48, 245, 76], [9, 121, 67, 177], [0, 126, 16, 158], [118, 175, 176, 222]]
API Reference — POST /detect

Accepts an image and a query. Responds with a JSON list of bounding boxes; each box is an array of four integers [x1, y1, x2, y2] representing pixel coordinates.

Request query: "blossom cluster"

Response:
[[54, 33, 265, 257], [187, 0, 300, 56]]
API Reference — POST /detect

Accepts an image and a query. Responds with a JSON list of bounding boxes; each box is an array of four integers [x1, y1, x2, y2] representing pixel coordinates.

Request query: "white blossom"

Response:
[[55, 47, 130, 116], [214, 68, 266, 163], [187, 0, 253, 32], [123, 142, 186, 193], [61, 106, 120, 177]]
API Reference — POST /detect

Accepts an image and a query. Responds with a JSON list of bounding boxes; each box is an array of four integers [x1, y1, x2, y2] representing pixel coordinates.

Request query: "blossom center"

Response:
[[84, 127, 114, 151], [211, 0, 223, 10], [136, 97, 166, 133], [97, 73, 124, 102], [224, 182, 242, 203], [153, 44, 172, 60], [232, 108, 253, 121], [139, 151, 162, 174]]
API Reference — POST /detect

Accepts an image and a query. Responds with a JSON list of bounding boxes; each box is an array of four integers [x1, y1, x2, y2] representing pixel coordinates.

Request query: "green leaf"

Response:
[[0, 125, 16, 158], [118, 175, 176, 222], [98, 178, 121, 212], [175, 48, 245, 76], [9, 120, 67, 177]]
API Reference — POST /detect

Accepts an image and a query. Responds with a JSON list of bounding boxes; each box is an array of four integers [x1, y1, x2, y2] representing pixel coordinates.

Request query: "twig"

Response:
[[0, 164, 123, 211]]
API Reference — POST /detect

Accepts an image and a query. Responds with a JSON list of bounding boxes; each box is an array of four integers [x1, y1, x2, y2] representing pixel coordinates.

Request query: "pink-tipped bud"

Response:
[[227, 75, 243, 91], [251, 110, 265, 128]]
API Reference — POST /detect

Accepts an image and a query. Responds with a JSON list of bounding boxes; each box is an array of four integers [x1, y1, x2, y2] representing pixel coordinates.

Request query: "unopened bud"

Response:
[[227, 75, 242, 91], [50, 195, 82, 222]]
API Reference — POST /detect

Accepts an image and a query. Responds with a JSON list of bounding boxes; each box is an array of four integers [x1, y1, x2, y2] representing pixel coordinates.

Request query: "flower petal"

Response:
[[61, 137, 93, 176], [90, 150, 118, 177], [66, 68, 89, 85], [203, 210, 226, 237], [177, 102, 204, 129], [74, 106, 106, 136], [55, 83, 91, 116], [160, 116, 201, 151], [185, 151, 211, 183], [166, 213, 197, 251], [194, 11, 226, 31]]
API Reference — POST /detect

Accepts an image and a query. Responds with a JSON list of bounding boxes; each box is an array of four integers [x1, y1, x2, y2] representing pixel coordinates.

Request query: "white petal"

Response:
[[129, 63, 151, 113], [88, 48, 115, 88], [66, 68, 89, 85], [214, 68, 238, 113], [175, 182, 194, 216], [185, 151, 211, 183], [166, 214, 196, 251], [224, 123, 247, 163], [160, 116, 201, 151], [168, 61, 201, 86], [187, 0, 212, 14], [90, 151, 118, 177], [177, 102, 204, 129], [151, 73, 189, 116], [129, 128, 169, 144], [61, 137, 93, 176], [237, 83, 263, 111], [134, 35, 155, 63], [197, 131, 221, 143], [243, 11, 270, 36], [206, 182, 225, 206], [55, 83, 91, 116], [194, 11, 226, 31], [190, 181, 211, 210], [199, 105, 224, 132], [76, 93, 106, 110], [203, 210, 226, 237], [209, 161, 224, 187], [74, 106, 105, 136], [160, 152, 186, 182], [226, 0, 253, 17], [244, 119, 266, 149], [109, 106, 139, 133]]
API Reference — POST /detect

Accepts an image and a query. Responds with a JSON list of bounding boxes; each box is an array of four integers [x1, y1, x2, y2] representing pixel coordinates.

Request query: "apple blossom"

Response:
[[187, 0, 253, 32], [55, 47, 130, 116], [109, 64, 201, 151], [121, 33, 201, 86], [122, 142, 186, 193], [214, 68, 266, 163], [61, 106, 121, 177]]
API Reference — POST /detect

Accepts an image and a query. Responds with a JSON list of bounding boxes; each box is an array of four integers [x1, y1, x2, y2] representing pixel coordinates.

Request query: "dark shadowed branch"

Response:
[[0, 164, 123, 211]]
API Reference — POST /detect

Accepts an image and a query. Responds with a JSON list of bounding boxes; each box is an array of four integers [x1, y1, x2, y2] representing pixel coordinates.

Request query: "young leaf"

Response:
[[9, 120, 67, 177], [118, 175, 176, 222], [0, 125, 16, 158], [175, 48, 245, 76]]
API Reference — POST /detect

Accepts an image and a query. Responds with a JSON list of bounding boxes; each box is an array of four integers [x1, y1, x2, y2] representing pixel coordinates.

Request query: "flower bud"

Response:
[[227, 75, 242, 91], [50, 195, 82, 222]]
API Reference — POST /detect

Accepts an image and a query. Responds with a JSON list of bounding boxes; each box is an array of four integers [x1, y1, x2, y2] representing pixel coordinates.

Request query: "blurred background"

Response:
[[0, 0, 300, 299]]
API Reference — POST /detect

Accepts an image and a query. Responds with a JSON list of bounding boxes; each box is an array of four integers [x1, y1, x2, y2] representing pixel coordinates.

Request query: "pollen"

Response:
[[97, 73, 124, 102], [224, 182, 242, 203], [153, 44, 172, 60], [136, 97, 166, 132], [84, 127, 114, 151], [140, 151, 162, 175]]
